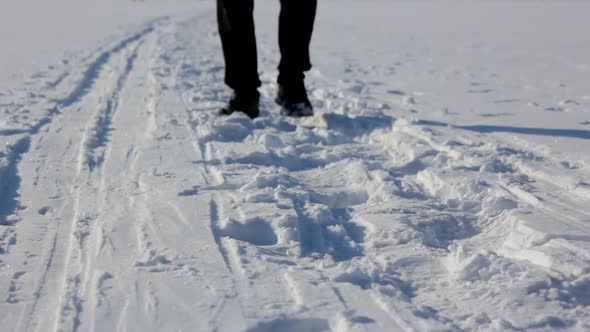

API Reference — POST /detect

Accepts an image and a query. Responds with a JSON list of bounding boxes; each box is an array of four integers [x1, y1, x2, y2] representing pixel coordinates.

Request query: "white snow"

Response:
[[1, 0, 590, 331]]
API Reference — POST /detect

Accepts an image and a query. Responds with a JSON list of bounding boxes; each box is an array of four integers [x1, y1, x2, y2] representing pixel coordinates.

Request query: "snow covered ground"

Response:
[[1, 0, 590, 331]]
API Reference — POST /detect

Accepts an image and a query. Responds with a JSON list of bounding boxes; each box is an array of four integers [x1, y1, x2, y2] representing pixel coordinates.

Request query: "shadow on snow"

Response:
[[416, 120, 590, 140]]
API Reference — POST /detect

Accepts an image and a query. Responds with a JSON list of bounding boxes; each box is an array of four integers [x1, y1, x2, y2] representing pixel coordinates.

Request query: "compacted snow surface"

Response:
[[1, 0, 590, 331]]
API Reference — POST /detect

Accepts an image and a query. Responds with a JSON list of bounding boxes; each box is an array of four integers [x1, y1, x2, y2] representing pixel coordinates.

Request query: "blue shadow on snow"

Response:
[[416, 120, 590, 140]]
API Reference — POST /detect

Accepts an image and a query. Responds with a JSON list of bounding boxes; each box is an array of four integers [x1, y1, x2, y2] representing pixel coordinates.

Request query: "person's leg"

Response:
[[276, 0, 317, 116], [217, 0, 260, 118], [217, 0, 261, 93], [277, 0, 317, 85]]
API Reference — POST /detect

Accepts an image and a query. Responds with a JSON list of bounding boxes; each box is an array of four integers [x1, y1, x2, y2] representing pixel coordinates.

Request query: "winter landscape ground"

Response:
[[1, 0, 590, 331]]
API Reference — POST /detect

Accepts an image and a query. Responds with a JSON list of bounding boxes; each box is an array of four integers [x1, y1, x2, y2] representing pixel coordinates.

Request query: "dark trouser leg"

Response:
[[217, 0, 261, 92], [277, 0, 317, 85]]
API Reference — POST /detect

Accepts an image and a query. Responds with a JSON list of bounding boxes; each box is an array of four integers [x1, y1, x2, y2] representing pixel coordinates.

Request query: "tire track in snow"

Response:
[[1, 29, 161, 330], [60, 21, 212, 330], [0, 18, 167, 228], [57, 18, 166, 108], [80, 41, 144, 171], [0, 22, 162, 331], [92, 66, 175, 329], [0, 22, 167, 311], [34, 26, 159, 332]]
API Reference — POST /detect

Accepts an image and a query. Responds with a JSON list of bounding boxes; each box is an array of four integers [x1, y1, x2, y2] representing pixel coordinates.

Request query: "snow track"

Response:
[[1, 3, 590, 332]]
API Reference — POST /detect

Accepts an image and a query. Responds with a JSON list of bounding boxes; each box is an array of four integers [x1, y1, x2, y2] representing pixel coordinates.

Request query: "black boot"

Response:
[[275, 82, 313, 117], [220, 90, 260, 119]]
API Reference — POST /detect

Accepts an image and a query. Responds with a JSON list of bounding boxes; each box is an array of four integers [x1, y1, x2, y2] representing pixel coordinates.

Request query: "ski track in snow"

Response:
[[1, 7, 590, 332]]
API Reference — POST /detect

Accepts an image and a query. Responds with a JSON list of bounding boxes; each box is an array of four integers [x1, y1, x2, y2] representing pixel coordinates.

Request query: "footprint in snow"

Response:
[[218, 217, 278, 246]]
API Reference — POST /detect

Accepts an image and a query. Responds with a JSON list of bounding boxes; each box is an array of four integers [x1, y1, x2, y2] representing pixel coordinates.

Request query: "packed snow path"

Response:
[[1, 3, 590, 332]]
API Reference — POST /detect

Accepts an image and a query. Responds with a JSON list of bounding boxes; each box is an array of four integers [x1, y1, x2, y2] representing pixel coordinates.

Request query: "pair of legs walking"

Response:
[[217, 0, 317, 118]]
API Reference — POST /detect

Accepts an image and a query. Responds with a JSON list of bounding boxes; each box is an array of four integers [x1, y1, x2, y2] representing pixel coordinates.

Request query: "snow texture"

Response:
[[1, 0, 590, 331]]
